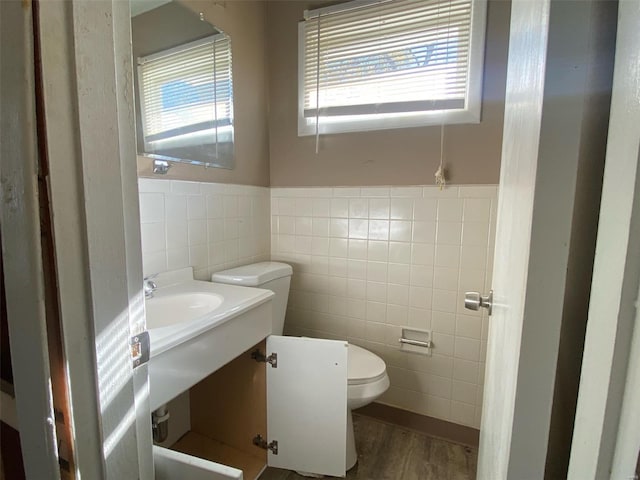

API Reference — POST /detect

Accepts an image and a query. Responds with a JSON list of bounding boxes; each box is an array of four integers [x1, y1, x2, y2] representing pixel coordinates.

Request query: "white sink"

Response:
[[146, 292, 223, 329], [144, 267, 274, 410]]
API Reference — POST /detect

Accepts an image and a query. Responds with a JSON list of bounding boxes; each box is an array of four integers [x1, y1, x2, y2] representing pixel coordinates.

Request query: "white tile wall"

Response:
[[137, 179, 497, 429], [139, 179, 270, 280], [271, 185, 497, 428]]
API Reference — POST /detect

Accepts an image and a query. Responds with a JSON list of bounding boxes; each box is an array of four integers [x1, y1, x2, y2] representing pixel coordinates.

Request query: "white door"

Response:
[[477, 0, 616, 478], [266, 336, 348, 477]]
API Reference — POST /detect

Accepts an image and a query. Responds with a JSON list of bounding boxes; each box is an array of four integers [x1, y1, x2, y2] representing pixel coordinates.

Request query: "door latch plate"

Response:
[[130, 331, 150, 369]]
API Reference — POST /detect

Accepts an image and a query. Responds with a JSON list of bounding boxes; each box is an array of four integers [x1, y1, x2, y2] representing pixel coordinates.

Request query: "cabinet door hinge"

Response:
[[253, 434, 278, 455], [130, 331, 150, 369], [251, 349, 277, 368]]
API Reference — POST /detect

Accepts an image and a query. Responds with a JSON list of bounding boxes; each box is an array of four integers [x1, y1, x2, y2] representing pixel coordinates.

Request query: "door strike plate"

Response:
[[130, 331, 150, 369], [253, 434, 278, 455], [251, 349, 278, 368]]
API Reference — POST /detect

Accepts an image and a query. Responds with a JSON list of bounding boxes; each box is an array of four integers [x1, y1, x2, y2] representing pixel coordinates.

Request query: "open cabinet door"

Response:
[[266, 336, 348, 477]]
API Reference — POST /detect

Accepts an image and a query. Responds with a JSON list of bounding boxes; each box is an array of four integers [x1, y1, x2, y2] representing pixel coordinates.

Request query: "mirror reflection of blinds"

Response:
[[302, 0, 472, 118], [138, 34, 232, 144]]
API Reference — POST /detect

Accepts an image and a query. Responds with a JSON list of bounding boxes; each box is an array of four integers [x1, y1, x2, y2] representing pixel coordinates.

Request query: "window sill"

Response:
[[297, 108, 481, 136]]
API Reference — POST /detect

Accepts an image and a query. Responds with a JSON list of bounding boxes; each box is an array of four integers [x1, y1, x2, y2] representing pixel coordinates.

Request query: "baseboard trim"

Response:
[[355, 402, 480, 448]]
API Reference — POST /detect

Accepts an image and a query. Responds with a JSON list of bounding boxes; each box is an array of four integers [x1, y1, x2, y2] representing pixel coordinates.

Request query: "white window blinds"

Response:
[[299, 0, 486, 135], [137, 33, 233, 150]]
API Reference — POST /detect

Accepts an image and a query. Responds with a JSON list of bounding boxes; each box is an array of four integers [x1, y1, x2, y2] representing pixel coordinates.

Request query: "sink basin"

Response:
[[146, 292, 223, 329], [144, 267, 274, 410]]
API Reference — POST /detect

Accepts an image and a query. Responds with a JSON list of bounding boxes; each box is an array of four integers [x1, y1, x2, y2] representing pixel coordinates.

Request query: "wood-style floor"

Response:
[[259, 414, 478, 480]]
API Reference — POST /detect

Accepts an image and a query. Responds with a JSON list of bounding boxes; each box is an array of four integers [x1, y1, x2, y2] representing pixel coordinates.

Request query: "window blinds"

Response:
[[138, 34, 233, 148], [301, 0, 473, 119]]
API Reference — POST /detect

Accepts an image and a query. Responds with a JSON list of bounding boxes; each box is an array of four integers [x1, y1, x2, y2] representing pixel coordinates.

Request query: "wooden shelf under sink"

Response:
[[166, 340, 268, 480]]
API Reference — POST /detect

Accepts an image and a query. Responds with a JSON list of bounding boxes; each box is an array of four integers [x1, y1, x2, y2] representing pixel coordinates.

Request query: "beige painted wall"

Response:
[[136, 0, 270, 186], [267, 0, 510, 186]]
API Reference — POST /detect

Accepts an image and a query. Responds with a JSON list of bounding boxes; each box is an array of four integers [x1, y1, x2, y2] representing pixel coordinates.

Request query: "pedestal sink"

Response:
[[144, 267, 274, 411]]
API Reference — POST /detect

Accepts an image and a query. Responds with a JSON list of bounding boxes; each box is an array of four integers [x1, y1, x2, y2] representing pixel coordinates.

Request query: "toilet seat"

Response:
[[347, 344, 387, 385], [346, 345, 390, 411]]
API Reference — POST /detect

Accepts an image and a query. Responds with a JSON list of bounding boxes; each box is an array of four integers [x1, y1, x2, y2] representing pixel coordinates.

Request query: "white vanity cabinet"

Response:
[[154, 335, 348, 479]]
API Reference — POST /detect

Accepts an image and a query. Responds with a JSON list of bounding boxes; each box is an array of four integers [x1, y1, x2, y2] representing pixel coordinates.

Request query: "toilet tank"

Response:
[[211, 262, 293, 335]]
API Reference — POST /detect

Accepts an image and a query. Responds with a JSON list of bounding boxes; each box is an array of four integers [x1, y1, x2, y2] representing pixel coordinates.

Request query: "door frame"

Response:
[[37, 0, 153, 477], [1, 0, 153, 478], [0, 2, 61, 478], [568, 0, 640, 477], [478, 0, 617, 477]]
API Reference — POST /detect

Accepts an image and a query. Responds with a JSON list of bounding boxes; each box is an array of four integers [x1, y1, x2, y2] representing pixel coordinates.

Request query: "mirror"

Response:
[[131, 0, 234, 169]]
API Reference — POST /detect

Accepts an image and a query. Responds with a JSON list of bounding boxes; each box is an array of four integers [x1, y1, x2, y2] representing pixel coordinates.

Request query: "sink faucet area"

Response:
[[144, 267, 274, 410], [143, 275, 158, 298]]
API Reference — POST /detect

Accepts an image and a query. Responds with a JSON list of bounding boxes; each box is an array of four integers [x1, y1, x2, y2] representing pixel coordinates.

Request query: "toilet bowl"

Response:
[[345, 344, 390, 469], [211, 262, 390, 472], [347, 344, 390, 409]]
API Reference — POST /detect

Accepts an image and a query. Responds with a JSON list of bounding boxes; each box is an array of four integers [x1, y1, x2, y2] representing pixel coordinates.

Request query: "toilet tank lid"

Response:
[[211, 262, 293, 287]]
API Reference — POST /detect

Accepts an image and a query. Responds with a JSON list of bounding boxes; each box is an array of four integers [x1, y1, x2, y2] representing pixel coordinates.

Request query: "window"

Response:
[[298, 0, 487, 136], [137, 33, 234, 164]]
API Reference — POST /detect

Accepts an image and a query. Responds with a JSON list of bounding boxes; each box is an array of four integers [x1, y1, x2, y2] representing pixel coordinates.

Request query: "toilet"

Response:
[[211, 261, 390, 472]]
